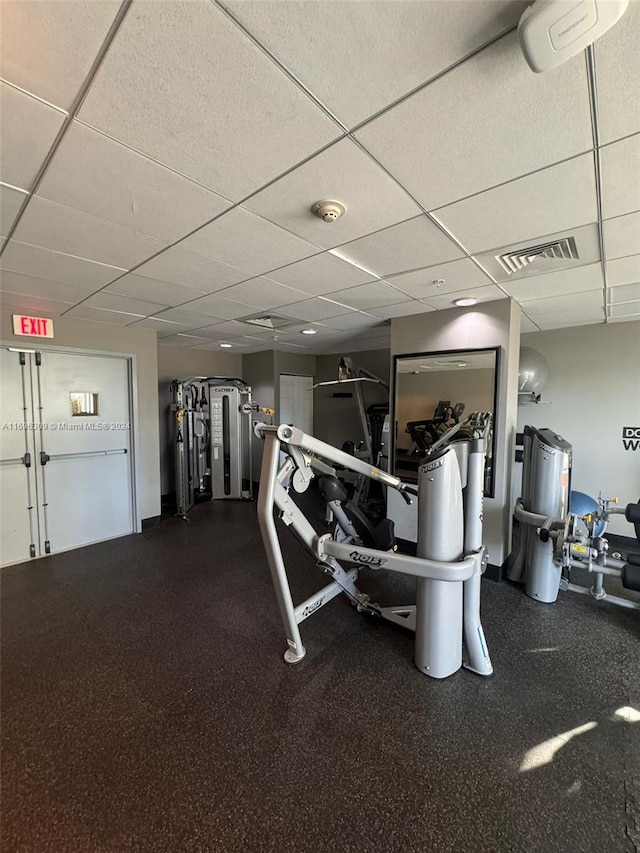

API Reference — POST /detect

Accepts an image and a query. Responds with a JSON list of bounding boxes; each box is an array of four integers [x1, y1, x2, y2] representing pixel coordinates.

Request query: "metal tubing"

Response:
[[256, 433, 306, 663], [565, 583, 640, 612], [294, 568, 359, 624]]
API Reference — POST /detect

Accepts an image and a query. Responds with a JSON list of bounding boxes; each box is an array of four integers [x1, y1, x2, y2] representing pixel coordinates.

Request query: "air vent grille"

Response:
[[496, 236, 578, 275], [241, 313, 298, 330]]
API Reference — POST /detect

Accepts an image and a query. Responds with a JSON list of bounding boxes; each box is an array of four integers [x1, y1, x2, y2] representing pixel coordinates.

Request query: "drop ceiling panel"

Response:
[[63, 306, 146, 327], [12, 197, 166, 268], [326, 281, 412, 311], [0, 84, 66, 190], [219, 278, 307, 310], [387, 258, 491, 299], [423, 284, 506, 310], [0, 185, 28, 237], [335, 215, 464, 277], [82, 292, 168, 317], [323, 312, 387, 331], [151, 307, 219, 329], [135, 246, 251, 292], [608, 302, 640, 318], [129, 316, 187, 334], [500, 263, 604, 302], [520, 314, 541, 333], [532, 307, 604, 330], [37, 122, 232, 242], [356, 31, 592, 211], [368, 300, 436, 320], [602, 212, 640, 260], [0, 269, 96, 306], [0, 0, 121, 110], [606, 254, 640, 287], [78, 0, 339, 199], [179, 206, 321, 274], [0, 240, 124, 291], [600, 134, 640, 220], [607, 313, 640, 323], [593, 1, 640, 145], [243, 138, 421, 248], [522, 288, 604, 318], [180, 293, 258, 321], [277, 298, 355, 322], [155, 333, 213, 347], [190, 320, 254, 337], [0, 291, 74, 316], [104, 274, 208, 306], [267, 251, 374, 296], [434, 154, 597, 254], [608, 282, 640, 305], [225, 0, 526, 128]]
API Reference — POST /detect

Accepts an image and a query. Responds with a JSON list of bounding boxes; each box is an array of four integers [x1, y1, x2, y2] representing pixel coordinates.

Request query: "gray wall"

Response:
[[157, 345, 243, 495], [518, 321, 640, 536], [390, 298, 521, 567], [1, 311, 162, 524]]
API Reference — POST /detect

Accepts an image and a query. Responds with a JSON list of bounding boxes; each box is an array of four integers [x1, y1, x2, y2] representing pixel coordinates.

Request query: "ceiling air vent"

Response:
[[495, 236, 578, 275], [241, 313, 298, 330]]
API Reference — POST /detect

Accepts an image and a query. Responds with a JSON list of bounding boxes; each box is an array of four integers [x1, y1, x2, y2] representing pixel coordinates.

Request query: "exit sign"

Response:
[[13, 315, 55, 338]]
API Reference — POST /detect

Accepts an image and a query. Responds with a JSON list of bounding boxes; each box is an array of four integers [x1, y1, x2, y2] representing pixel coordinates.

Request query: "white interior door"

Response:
[[0, 347, 135, 566], [279, 374, 313, 433]]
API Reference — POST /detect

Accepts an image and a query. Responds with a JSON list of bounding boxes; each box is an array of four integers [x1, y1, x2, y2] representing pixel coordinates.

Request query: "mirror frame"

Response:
[[391, 346, 500, 498]]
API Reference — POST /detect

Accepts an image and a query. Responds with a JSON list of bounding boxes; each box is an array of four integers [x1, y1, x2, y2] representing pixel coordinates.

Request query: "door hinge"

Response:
[[19, 352, 26, 365], [23, 452, 31, 468], [35, 352, 42, 366], [40, 451, 50, 466], [30, 544, 36, 558], [44, 540, 51, 554]]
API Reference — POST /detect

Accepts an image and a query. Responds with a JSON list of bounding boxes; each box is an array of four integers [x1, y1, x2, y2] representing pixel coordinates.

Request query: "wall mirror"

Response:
[[392, 347, 499, 497]]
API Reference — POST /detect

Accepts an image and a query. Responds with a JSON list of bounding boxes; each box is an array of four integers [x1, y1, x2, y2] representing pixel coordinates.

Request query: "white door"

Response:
[[279, 374, 313, 433], [0, 348, 135, 566]]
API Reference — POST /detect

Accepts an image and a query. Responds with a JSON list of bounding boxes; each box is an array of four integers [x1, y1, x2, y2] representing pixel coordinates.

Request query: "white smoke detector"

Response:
[[519, 0, 629, 73], [311, 200, 346, 222]]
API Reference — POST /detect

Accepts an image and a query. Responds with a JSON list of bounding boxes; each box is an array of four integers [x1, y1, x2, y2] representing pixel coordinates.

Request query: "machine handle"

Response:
[[399, 485, 418, 505]]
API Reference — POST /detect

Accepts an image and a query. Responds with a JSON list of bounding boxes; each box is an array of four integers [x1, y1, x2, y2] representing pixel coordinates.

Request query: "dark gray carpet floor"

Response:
[[1, 495, 639, 853]]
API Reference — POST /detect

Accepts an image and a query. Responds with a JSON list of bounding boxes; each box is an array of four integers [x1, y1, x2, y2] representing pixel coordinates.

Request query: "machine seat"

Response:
[[318, 475, 395, 551]]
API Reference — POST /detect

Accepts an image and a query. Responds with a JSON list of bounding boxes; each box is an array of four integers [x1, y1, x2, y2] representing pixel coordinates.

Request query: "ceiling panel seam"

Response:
[[585, 45, 609, 323], [0, 0, 133, 258], [0, 78, 68, 115]]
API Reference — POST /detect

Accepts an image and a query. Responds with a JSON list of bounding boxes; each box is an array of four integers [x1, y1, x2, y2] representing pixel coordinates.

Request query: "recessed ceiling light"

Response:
[[301, 328, 317, 335], [220, 343, 232, 348], [454, 297, 478, 307], [457, 362, 467, 367]]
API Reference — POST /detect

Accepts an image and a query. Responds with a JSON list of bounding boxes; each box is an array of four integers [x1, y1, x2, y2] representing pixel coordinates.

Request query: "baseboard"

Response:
[[142, 515, 162, 531]]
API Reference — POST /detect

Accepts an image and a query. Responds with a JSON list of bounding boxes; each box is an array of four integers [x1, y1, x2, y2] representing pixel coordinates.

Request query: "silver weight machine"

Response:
[[508, 426, 640, 610], [170, 377, 263, 517], [255, 413, 494, 679]]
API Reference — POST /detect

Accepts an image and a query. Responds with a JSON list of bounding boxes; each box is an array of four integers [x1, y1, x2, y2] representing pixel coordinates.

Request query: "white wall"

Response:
[[390, 298, 521, 567], [157, 346, 243, 495], [519, 321, 640, 536], [1, 311, 161, 523]]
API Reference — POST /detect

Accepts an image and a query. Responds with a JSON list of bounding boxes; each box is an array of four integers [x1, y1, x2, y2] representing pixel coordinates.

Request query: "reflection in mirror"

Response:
[[393, 348, 498, 497]]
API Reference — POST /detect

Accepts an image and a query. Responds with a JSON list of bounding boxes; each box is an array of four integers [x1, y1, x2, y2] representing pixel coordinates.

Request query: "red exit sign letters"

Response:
[[12, 315, 55, 338]]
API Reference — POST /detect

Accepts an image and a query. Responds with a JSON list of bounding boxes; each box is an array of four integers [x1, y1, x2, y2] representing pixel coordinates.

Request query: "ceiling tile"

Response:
[[608, 302, 640, 318], [423, 284, 506, 310], [155, 333, 213, 347], [500, 263, 604, 302], [387, 258, 491, 299], [593, 0, 640, 145], [607, 311, 640, 323], [522, 289, 604, 318], [267, 252, 374, 296], [151, 307, 218, 329], [188, 320, 253, 337], [607, 255, 640, 287], [135, 246, 251, 292], [243, 138, 421, 249], [0, 1, 121, 110], [0, 290, 74, 315], [434, 154, 597, 254], [367, 300, 436, 321], [0, 269, 96, 305], [226, 0, 527, 127], [520, 314, 541, 333], [78, 0, 339, 199], [325, 280, 412, 311], [0, 83, 66, 190], [602, 212, 640, 261], [37, 122, 232, 242], [12, 196, 166, 268], [179, 206, 321, 274], [129, 316, 188, 334], [0, 184, 28, 237], [180, 293, 257, 321], [356, 31, 592, 210], [0, 240, 125, 290], [63, 305, 146, 325], [104, 274, 208, 306], [82, 292, 168, 317], [219, 278, 307, 310], [600, 134, 640, 220], [335, 215, 464, 277], [323, 312, 388, 331], [533, 308, 604, 330], [608, 282, 640, 305], [276, 297, 355, 322]]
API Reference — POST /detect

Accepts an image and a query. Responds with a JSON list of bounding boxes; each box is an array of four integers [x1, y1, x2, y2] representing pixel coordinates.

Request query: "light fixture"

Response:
[[220, 343, 232, 348], [301, 328, 317, 335], [454, 297, 478, 307]]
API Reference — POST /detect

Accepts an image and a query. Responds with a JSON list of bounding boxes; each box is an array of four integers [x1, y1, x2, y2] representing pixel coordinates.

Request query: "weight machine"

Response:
[[254, 412, 494, 679], [508, 426, 640, 610]]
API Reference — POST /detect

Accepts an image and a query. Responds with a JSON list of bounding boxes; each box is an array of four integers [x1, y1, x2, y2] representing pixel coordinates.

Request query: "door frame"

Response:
[[0, 340, 141, 538]]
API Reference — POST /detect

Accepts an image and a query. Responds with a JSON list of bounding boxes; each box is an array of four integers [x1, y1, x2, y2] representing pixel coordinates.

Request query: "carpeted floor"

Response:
[[1, 495, 639, 852]]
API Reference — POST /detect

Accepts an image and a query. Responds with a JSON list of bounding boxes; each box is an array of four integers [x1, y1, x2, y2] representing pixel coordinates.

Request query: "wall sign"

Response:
[[622, 427, 640, 451], [12, 315, 54, 338]]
